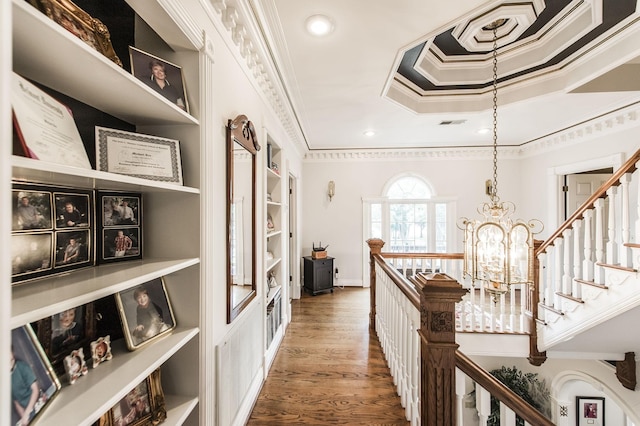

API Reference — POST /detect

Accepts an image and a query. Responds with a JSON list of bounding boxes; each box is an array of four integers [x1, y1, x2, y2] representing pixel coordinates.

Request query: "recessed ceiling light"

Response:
[[306, 15, 334, 36], [363, 130, 376, 137], [477, 128, 491, 134]]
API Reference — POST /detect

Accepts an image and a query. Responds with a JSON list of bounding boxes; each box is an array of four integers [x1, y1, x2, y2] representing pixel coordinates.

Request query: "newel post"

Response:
[[366, 238, 385, 330], [412, 272, 467, 426], [528, 239, 547, 366]]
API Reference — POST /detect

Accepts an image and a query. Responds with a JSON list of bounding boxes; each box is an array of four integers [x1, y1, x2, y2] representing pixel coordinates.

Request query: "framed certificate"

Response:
[[11, 72, 91, 169], [95, 126, 183, 185]]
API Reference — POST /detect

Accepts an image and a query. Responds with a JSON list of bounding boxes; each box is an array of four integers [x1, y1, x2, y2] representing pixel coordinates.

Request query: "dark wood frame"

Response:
[[33, 302, 97, 376], [10, 325, 61, 426], [576, 396, 605, 426], [29, 0, 122, 66], [115, 278, 176, 350], [97, 191, 142, 264], [226, 114, 260, 323], [96, 368, 167, 426]]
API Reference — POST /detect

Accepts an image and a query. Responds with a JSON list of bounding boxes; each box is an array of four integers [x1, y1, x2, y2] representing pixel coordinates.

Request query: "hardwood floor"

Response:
[[247, 287, 410, 425]]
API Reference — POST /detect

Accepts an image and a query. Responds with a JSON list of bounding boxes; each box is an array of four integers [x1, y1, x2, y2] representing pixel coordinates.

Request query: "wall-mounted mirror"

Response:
[[227, 114, 260, 323]]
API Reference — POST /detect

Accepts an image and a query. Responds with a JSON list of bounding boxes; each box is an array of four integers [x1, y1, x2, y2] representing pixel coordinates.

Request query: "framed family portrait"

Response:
[[576, 396, 605, 426], [12, 183, 94, 284], [10, 325, 61, 426], [129, 46, 189, 113], [28, 0, 122, 66], [95, 126, 184, 185], [33, 303, 96, 376], [94, 369, 167, 426], [98, 191, 142, 263], [115, 278, 176, 350]]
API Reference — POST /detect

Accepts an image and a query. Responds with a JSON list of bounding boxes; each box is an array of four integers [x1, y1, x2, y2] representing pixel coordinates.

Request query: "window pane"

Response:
[[435, 203, 447, 252], [371, 203, 382, 221], [387, 176, 431, 199], [390, 203, 427, 252]]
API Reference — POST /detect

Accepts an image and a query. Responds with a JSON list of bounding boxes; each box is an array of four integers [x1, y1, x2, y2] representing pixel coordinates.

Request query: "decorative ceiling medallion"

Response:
[[385, 0, 638, 113]]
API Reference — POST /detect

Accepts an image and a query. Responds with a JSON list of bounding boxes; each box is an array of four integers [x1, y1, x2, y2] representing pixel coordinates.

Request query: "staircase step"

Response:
[[624, 243, 640, 248], [539, 303, 564, 316], [596, 262, 637, 273], [555, 292, 584, 303], [574, 278, 609, 290]]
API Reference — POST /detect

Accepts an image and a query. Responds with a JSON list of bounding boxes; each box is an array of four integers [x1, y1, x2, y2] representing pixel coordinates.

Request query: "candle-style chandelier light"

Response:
[[458, 20, 543, 302]]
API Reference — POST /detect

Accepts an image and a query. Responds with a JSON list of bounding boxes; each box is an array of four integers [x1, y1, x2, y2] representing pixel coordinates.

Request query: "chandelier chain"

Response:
[[491, 25, 499, 203]]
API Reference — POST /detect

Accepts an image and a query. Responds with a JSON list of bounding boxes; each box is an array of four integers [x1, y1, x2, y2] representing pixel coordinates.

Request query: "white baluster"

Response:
[[562, 229, 573, 295], [455, 368, 466, 426], [500, 402, 517, 426], [620, 173, 631, 267], [594, 198, 605, 284], [476, 386, 490, 426], [635, 164, 640, 271], [583, 209, 594, 281], [538, 252, 547, 306], [606, 186, 618, 265], [545, 247, 554, 322], [572, 219, 582, 299], [554, 237, 563, 310]]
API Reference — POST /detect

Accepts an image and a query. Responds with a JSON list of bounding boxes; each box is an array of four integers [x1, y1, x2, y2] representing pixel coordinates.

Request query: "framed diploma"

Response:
[[95, 126, 183, 185], [11, 72, 92, 169]]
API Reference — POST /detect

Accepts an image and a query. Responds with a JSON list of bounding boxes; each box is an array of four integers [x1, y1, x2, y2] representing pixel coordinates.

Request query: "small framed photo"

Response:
[[96, 368, 167, 426], [576, 396, 605, 426], [11, 233, 53, 281], [101, 228, 141, 262], [97, 191, 142, 264], [63, 348, 89, 385], [10, 325, 61, 426], [90, 336, 113, 368], [54, 229, 92, 270], [54, 191, 91, 229], [129, 46, 189, 113], [33, 303, 96, 376], [100, 193, 141, 227], [30, 0, 122, 66], [12, 187, 53, 231], [115, 278, 176, 350], [95, 126, 184, 185]]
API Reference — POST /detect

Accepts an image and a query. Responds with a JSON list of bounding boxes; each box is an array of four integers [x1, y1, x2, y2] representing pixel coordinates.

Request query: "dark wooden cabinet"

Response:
[[303, 256, 334, 295]]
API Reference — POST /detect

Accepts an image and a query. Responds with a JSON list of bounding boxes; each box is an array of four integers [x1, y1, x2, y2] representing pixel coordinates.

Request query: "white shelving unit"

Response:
[[6, 1, 202, 424], [264, 136, 285, 367]]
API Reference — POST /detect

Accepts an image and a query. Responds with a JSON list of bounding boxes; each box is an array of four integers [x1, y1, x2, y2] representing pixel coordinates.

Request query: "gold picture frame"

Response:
[[31, 0, 122, 67], [94, 368, 167, 426]]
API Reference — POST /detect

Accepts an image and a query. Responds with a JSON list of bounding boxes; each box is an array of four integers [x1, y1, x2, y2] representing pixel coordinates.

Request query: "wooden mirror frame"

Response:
[[226, 114, 260, 323]]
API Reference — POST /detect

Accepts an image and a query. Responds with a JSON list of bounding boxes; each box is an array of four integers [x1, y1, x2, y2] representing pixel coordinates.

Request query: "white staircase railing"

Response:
[[536, 151, 640, 349]]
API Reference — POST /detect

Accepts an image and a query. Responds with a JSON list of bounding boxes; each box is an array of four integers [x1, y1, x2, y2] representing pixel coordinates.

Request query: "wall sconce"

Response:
[[328, 181, 335, 201]]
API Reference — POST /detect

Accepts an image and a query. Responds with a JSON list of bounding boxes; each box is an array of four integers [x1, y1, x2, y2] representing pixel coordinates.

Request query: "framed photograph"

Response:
[[10, 325, 61, 426], [90, 336, 113, 368], [97, 191, 142, 264], [95, 368, 167, 426], [95, 126, 184, 185], [115, 278, 176, 350], [100, 193, 141, 227], [101, 228, 141, 263], [11, 233, 53, 281], [576, 396, 605, 426], [54, 191, 91, 229], [63, 348, 89, 385], [30, 0, 122, 66], [54, 229, 92, 270], [12, 187, 53, 231], [129, 46, 188, 113], [33, 303, 97, 376]]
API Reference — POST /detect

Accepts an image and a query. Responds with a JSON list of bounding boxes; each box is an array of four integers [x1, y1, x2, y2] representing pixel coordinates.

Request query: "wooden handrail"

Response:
[[372, 253, 420, 308], [455, 351, 554, 426], [380, 252, 464, 260], [537, 148, 640, 255]]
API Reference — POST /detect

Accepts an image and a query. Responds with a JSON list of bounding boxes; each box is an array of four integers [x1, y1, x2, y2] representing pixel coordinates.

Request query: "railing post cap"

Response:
[[366, 238, 385, 254]]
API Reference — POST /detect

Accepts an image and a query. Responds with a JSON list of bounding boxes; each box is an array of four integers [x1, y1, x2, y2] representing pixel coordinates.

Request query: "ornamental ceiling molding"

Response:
[[209, 0, 306, 154], [304, 100, 640, 162]]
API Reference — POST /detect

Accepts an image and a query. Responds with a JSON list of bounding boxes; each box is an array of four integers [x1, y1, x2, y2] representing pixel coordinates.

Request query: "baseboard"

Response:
[[334, 279, 362, 287]]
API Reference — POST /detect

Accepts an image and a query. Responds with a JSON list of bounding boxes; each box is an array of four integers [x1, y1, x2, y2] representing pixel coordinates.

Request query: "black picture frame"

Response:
[[10, 325, 61, 426], [576, 396, 605, 426], [128, 45, 189, 113], [32, 303, 97, 376], [97, 191, 142, 263], [115, 278, 176, 350], [11, 183, 95, 284]]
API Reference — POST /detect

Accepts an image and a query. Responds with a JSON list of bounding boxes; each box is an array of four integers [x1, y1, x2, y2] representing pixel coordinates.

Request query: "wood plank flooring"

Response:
[[247, 287, 410, 425]]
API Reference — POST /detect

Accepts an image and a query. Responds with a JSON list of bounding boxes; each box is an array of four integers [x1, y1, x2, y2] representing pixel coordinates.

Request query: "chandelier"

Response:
[[458, 20, 543, 302]]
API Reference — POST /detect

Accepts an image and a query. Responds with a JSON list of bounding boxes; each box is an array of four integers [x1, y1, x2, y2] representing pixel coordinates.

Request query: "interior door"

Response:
[[565, 173, 612, 220]]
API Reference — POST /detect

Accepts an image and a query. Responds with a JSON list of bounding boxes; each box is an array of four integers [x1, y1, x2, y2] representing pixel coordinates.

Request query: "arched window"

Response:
[[364, 174, 455, 255]]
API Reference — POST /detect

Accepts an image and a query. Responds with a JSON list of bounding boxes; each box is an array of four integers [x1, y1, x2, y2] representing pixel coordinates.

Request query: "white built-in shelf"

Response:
[[266, 257, 281, 273], [12, 156, 200, 194], [12, 257, 200, 328], [266, 230, 282, 239], [163, 395, 199, 426], [265, 325, 283, 370], [12, 0, 199, 127], [266, 168, 281, 180], [266, 284, 282, 305], [38, 327, 199, 426], [266, 201, 281, 207]]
